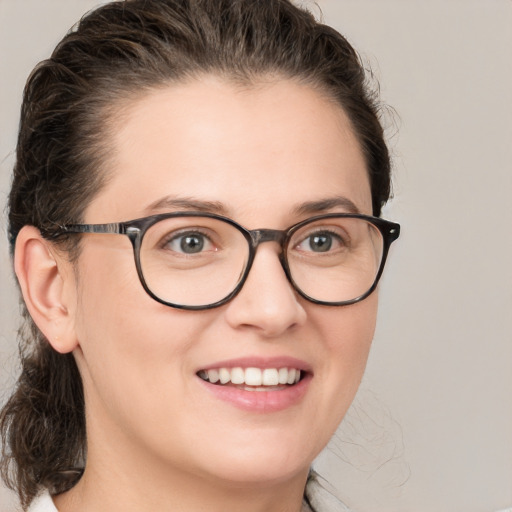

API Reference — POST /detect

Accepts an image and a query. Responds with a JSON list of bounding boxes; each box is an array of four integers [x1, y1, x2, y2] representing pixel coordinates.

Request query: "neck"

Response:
[[53, 420, 309, 512], [54, 464, 308, 512]]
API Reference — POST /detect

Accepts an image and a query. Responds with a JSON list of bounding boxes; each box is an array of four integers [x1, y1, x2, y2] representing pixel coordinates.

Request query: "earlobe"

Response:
[[14, 225, 78, 354]]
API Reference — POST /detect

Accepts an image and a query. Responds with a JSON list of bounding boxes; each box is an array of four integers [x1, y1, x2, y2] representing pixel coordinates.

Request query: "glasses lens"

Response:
[[139, 216, 249, 307], [286, 217, 384, 303]]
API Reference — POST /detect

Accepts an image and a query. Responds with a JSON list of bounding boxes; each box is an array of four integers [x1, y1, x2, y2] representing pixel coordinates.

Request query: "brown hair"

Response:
[[1, 0, 392, 507]]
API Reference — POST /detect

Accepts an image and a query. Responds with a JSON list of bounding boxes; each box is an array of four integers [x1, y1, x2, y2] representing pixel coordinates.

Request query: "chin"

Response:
[[205, 459, 309, 489], [190, 436, 317, 488]]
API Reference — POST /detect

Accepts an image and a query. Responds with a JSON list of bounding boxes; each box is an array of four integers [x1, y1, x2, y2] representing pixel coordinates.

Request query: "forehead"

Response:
[[88, 77, 372, 224]]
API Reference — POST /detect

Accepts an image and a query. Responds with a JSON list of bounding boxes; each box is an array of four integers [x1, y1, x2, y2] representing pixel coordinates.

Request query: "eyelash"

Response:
[[159, 229, 216, 253], [294, 229, 348, 252]]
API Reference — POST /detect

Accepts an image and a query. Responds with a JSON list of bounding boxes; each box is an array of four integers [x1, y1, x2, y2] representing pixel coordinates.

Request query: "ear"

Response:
[[14, 225, 78, 354]]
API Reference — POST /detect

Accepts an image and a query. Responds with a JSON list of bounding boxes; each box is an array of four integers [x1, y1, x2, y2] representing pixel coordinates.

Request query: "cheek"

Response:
[[74, 244, 142, 350], [311, 292, 378, 421], [71, 246, 180, 410], [319, 291, 377, 360]]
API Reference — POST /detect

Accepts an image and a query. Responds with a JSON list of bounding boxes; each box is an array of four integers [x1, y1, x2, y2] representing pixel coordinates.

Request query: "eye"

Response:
[[163, 231, 215, 254], [295, 230, 345, 253]]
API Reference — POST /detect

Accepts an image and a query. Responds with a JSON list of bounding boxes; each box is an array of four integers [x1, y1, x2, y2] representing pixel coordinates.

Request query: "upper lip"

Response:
[[197, 356, 312, 373]]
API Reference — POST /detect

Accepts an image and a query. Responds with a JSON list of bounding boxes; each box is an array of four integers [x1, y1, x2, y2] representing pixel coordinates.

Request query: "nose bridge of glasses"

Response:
[[250, 229, 286, 249]]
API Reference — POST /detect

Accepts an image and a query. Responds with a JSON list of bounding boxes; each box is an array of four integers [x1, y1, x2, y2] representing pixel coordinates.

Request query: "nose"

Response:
[[224, 244, 307, 337]]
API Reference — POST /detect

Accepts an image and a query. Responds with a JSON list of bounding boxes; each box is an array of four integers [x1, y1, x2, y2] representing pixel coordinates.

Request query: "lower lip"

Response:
[[198, 374, 311, 413]]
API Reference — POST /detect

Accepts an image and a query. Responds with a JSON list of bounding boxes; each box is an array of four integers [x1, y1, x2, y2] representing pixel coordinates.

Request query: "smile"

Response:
[[196, 358, 311, 412], [198, 367, 302, 390]]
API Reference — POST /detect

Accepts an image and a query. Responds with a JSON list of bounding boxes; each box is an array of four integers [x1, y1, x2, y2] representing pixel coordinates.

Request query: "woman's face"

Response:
[[70, 77, 377, 488]]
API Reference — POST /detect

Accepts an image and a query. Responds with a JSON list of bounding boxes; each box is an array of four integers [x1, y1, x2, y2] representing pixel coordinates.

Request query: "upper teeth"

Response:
[[199, 367, 301, 386]]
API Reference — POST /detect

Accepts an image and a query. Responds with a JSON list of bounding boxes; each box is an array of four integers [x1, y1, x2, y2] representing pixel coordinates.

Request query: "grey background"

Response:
[[1, 0, 511, 510]]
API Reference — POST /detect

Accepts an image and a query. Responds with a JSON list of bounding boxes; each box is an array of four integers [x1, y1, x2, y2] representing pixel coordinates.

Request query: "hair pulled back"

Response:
[[1, 0, 392, 507]]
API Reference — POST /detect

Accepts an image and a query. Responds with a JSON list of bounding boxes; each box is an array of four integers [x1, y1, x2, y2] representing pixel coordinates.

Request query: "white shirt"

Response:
[[27, 492, 57, 512]]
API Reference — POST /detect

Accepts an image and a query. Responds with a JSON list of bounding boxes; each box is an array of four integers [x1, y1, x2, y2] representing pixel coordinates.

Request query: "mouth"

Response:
[[197, 367, 304, 392], [195, 357, 311, 412]]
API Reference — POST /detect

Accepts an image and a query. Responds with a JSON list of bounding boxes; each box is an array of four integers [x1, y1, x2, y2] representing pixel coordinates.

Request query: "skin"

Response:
[[17, 77, 378, 512]]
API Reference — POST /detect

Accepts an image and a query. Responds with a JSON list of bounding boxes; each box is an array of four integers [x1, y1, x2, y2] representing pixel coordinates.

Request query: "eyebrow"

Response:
[[293, 196, 362, 215], [144, 195, 361, 218], [144, 196, 230, 216]]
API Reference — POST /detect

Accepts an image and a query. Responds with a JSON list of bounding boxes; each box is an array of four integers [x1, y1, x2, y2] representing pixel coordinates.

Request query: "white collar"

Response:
[[304, 471, 352, 512], [27, 491, 58, 512]]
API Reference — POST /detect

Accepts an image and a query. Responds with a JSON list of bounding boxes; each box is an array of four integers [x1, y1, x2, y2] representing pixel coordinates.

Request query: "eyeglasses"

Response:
[[52, 212, 400, 310]]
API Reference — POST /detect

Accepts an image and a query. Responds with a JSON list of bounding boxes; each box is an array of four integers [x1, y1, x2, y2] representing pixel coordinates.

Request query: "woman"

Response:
[[0, 0, 399, 511]]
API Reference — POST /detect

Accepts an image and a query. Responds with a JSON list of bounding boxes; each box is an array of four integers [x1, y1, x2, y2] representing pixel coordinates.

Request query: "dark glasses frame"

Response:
[[51, 212, 400, 310]]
